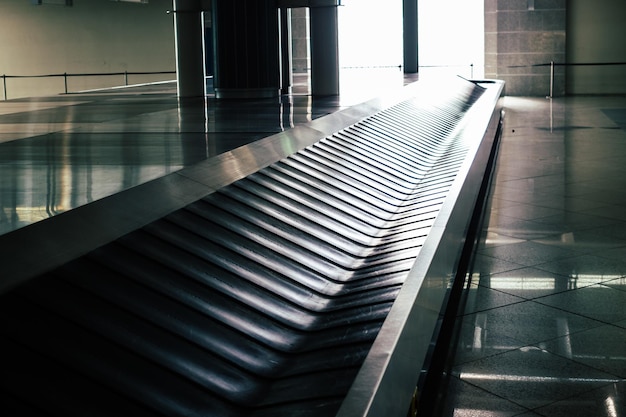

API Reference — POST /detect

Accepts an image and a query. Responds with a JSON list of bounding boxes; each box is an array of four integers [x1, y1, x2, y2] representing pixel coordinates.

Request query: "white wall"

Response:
[[0, 0, 176, 99], [567, 0, 626, 94]]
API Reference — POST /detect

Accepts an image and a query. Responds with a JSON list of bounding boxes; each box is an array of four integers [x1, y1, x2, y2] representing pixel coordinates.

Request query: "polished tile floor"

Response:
[[0, 69, 415, 236], [433, 95, 626, 416]]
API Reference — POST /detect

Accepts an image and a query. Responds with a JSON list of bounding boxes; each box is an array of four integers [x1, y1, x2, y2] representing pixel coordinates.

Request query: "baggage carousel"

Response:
[[0, 77, 504, 417]]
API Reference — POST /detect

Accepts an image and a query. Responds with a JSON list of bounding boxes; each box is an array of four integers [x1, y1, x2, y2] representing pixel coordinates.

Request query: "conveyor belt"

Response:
[[0, 79, 501, 417]]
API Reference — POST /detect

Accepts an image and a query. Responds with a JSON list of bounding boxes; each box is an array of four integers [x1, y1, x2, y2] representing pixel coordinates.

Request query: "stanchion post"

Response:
[[64, 72, 68, 94], [549, 61, 554, 98], [2, 75, 7, 101], [125, 71, 128, 86]]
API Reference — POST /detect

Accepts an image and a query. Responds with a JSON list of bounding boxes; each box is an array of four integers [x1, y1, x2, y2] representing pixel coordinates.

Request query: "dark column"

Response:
[[403, 0, 418, 73], [173, 0, 206, 98], [212, 0, 281, 99], [280, 8, 293, 95], [309, 5, 339, 96]]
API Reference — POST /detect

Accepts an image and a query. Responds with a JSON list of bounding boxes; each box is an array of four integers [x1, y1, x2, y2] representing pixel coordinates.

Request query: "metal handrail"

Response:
[[2, 65, 484, 101], [419, 63, 477, 78], [506, 61, 626, 98], [2, 70, 176, 100], [547, 61, 626, 98]]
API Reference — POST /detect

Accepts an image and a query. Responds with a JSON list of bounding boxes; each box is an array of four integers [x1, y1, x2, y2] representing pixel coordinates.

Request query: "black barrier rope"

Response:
[[504, 61, 626, 98], [1, 70, 176, 100]]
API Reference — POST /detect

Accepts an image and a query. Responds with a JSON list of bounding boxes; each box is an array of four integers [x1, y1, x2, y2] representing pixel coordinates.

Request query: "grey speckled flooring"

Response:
[[432, 96, 626, 417]]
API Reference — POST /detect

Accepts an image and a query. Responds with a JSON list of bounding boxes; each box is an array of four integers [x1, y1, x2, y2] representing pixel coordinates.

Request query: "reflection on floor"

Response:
[[0, 70, 416, 236], [431, 96, 626, 417]]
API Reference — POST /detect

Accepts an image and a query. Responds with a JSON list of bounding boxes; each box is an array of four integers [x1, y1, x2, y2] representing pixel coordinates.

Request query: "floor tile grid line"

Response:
[[449, 260, 616, 412], [450, 305, 623, 414], [448, 100, 620, 414], [533, 380, 626, 417], [456, 266, 626, 411], [448, 352, 619, 417], [445, 373, 537, 417], [521, 324, 626, 416], [422, 286, 539, 416], [483, 202, 626, 229], [428, 97, 626, 417], [453, 299, 607, 359], [470, 255, 626, 294]]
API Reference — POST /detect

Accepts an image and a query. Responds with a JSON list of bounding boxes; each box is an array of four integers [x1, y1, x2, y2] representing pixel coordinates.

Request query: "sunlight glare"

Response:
[[337, 0, 484, 78]]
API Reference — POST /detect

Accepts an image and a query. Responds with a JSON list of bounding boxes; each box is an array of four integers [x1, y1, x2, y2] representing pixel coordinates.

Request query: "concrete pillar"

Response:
[[173, 0, 206, 98], [290, 8, 310, 74], [280, 8, 293, 95], [403, 0, 418, 73], [309, 5, 339, 96], [212, 0, 280, 99], [485, 0, 566, 96]]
